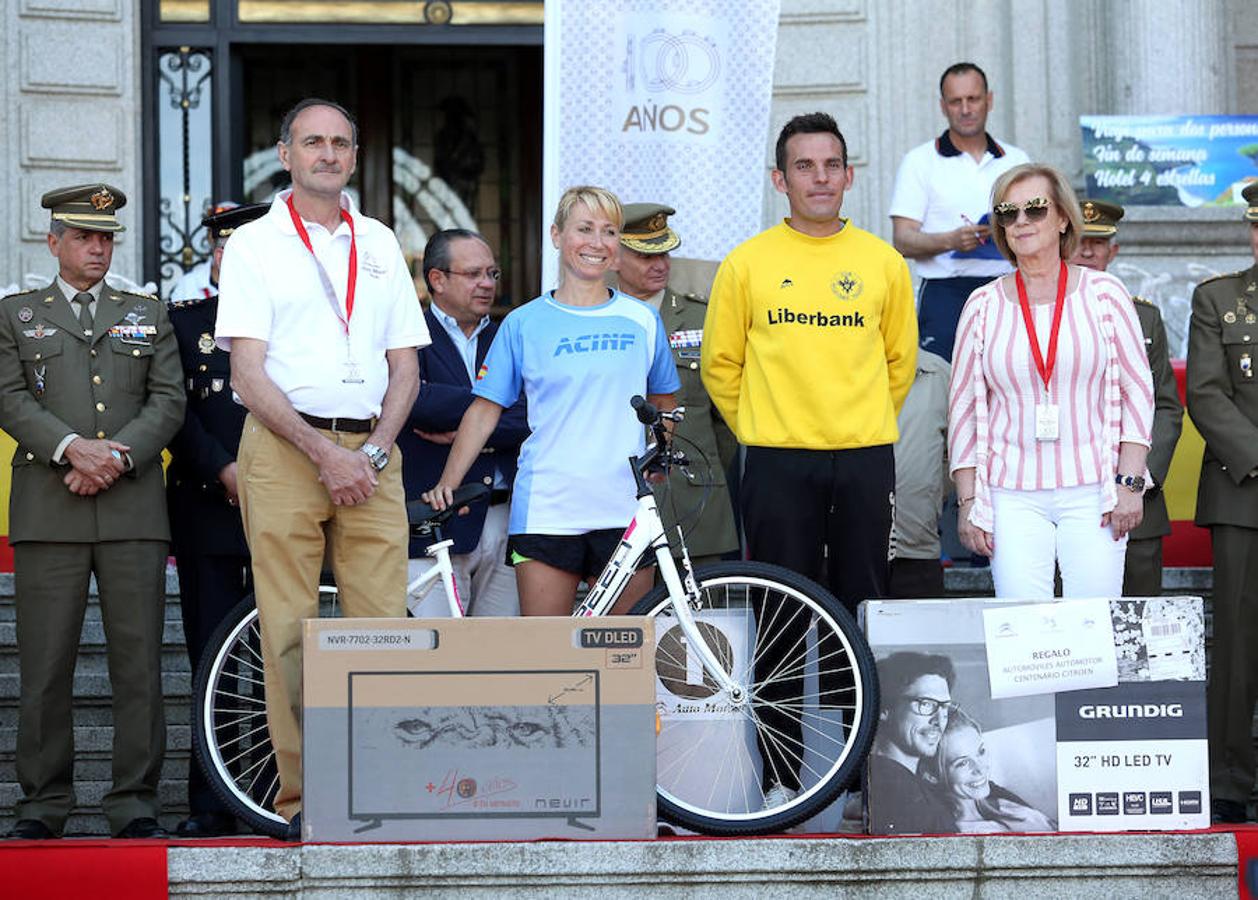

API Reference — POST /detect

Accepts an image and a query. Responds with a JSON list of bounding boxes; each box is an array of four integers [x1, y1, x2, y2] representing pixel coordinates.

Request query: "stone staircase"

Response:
[[0, 569, 192, 836]]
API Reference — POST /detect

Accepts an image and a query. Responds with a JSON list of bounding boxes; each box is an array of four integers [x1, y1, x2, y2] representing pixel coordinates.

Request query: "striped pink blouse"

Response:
[[947, 268, 1155, 530]]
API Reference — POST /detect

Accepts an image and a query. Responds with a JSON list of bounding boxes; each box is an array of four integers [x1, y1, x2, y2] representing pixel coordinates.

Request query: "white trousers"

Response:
[[990, 483, 1127, 600], [407, 502, 520, 617]]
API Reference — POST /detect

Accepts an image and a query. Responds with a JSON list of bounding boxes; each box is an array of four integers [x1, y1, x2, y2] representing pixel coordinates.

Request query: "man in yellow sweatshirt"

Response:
[[702, 112, 918, 807]]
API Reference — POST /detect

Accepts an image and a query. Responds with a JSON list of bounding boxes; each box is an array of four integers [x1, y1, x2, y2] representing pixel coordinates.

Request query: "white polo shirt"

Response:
[[888, 131, 1029, 280], [215, 190, 430, 418]]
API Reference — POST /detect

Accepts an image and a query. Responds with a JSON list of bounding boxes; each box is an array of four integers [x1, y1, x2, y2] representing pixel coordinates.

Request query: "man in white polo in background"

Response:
[[889, 62, 1029, 361], [216, 97, 429, 839]]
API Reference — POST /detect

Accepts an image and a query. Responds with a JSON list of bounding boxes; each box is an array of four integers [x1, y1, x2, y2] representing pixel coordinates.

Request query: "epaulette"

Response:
[[681, 291, 708, 304], [169, 295, 212, 311], [1196, 269, 1247, 288], [0, 288, 37, 303], [1132, 295, 1153, 306]]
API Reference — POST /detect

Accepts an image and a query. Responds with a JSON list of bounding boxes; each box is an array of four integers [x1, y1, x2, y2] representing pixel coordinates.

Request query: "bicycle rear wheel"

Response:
[[630, 561, 878, 835], [191, 595, 287, 838]]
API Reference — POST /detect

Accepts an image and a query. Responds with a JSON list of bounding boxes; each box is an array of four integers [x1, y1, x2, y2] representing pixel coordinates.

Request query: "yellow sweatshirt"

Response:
[[701, 220, 917, 449]]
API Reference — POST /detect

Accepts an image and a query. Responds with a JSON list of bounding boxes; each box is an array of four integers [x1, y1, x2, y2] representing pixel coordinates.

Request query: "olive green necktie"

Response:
[[75, 292, 94, 337]]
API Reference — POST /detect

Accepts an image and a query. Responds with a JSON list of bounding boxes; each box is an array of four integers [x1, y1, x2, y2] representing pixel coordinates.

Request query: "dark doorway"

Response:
[[236, 44, 542, 307]]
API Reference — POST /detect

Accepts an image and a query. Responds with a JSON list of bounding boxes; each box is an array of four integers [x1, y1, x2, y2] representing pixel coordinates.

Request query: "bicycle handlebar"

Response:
[[631, 394, 658, 425]]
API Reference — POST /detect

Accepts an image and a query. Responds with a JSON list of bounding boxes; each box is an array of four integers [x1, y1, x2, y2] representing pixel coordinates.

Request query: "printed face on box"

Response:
[[887, 674, 952, 759], [939, 722, 992, 801]]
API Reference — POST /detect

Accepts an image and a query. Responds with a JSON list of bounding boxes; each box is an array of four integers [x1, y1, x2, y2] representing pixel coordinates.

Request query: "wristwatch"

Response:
[[360, 442, 389, 472], [1115, 473, 1146, 493]]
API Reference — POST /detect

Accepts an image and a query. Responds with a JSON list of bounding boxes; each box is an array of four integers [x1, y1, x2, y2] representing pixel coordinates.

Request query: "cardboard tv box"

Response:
[[863, 596, 1208, 835], [302, 616, 657, 842]]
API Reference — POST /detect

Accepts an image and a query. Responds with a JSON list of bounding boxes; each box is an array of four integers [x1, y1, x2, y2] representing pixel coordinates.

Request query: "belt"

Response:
[[490, 489, 511, 506], [299, 412, 374, 434]]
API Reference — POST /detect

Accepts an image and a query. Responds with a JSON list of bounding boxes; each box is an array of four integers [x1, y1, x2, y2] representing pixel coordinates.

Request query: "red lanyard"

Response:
[[1015, 261, 1068, 392], [286, 194, 358, 336]]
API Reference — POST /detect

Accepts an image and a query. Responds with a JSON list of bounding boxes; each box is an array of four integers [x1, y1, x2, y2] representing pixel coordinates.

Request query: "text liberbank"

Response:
[[767, 308, 865, 328]]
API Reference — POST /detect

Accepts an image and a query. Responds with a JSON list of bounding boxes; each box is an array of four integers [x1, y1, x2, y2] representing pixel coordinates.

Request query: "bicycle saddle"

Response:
[[405, 482, 491, 533]]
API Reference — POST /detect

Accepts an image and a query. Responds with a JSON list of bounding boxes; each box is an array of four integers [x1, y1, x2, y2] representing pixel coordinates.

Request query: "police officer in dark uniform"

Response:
[[1188, 183, 1258, 823], [616, 203, 739, 565], [1, 185, 184, 839], [1070, 199, 1183, 596], [166, 202, 267, 837]]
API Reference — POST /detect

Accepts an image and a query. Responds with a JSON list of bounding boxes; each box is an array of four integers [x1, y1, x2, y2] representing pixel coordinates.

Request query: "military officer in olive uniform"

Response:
[[1069, 199, 1183, 596], [0, 185, 185, 839], [167, 201, 267, 837], [1188, 182, 1258, 823], [616, 204, 738, 564]]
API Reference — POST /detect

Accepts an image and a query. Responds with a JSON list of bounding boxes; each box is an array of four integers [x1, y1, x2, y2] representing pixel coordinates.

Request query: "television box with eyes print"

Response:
[[862, 596, 1208, 835], [301, 616, 657, 842]]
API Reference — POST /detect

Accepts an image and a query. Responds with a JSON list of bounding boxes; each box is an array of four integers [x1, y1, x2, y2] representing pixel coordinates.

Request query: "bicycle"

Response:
[[192, 396, 879, 837]]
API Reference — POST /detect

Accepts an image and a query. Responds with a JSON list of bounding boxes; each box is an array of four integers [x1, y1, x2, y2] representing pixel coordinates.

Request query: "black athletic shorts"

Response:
[[506, 529, 623, 577]]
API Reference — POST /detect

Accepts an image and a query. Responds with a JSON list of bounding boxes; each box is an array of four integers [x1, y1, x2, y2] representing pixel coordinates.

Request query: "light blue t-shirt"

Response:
[[473, 290, 681, 535]]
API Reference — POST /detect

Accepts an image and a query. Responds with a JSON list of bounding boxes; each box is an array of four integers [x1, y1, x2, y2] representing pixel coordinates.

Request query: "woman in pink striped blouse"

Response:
[[947, 163, 1155, 598]]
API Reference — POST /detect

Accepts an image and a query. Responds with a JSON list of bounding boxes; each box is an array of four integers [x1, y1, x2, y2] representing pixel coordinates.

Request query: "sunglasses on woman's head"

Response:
[[993, 196, 1052, 227]]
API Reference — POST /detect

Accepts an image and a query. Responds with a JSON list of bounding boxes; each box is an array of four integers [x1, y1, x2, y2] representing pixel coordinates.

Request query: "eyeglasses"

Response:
[[993, 196, 1052, 227], [903, 696, 955, 717], [438, 267, 502, 282]]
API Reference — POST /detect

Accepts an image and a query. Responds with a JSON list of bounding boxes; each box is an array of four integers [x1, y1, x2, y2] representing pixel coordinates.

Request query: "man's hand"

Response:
[[219, 461, 240, 506], [317, 443, 378, 506], [949, 224, 990, 253], [64, 437, 129, 490], [64, 468, 102, 496], [414, 429, 457, 445]]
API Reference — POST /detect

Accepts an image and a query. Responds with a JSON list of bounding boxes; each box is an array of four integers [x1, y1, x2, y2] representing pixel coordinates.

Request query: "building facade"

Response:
[[1, 0, 1255, 357]]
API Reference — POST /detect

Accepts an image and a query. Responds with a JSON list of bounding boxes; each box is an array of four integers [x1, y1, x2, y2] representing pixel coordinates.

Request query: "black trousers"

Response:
[[741, 444, 894, 791], [174, 551, 251, 816], [917, 276, 991, 363]]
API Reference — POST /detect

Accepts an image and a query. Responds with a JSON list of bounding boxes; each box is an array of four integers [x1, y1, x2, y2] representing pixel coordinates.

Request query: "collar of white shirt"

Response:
[[270, 188, 373, 239]]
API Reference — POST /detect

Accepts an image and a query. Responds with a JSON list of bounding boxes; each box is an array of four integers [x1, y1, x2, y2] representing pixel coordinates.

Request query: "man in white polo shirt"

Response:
[[215, 97, 429, 838], [890, 62, 1029, 361]]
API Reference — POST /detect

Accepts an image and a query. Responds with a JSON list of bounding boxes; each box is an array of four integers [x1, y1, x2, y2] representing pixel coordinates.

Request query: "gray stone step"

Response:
[[0, 570, 187, 622], [0, 619, 188, 648], [158, 832, 1237, 899], [0, 672, 192, 703], [0, 700, 191, 730]]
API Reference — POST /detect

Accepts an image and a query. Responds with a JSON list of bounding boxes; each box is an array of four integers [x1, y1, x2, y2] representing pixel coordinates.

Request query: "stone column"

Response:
[[1108, 0, 1230, 114]]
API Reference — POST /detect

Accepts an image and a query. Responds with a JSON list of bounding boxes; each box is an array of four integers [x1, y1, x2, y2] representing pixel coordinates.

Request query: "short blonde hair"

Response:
[[553, 185, 623, 232], [989, 163, 1083, 264]]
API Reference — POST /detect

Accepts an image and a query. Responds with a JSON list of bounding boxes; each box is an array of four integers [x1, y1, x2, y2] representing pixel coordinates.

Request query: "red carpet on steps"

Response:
[[2, 839, 166, 899]]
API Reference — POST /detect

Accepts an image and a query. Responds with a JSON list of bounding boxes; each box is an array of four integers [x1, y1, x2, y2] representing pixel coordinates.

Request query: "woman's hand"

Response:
[[421, 482, 456, 511], [1103, 487, 1143, 540], [957, 501, 994, 557]]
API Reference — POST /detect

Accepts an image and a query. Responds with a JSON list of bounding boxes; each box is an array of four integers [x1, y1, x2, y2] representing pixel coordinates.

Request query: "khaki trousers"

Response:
[[237, 415, 407, 821]]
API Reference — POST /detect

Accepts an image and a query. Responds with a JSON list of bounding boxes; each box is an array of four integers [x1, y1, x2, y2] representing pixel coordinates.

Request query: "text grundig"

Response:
[[1077, 703, 1184, 719]]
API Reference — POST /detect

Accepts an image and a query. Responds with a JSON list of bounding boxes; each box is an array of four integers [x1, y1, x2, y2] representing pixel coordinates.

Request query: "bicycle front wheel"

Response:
[[630, 561, 878, 835], [191, 595, 287, 838]]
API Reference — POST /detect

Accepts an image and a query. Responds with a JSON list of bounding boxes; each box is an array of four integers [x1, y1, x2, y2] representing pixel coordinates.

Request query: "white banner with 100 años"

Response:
[[542, 0, 781, 287]]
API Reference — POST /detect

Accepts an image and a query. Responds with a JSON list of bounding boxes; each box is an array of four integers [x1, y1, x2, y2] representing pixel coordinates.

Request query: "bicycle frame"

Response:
[[412, 401, 743, 700], [573, 474, 746, 702], [412, 538, 466, 617]]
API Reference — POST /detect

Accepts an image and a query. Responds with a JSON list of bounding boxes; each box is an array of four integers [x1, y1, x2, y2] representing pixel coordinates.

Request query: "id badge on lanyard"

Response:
[[1016, 263, 1068, 443], [286, 195, 363, 384], [1035, 403, 1060, 441]]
